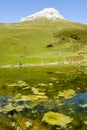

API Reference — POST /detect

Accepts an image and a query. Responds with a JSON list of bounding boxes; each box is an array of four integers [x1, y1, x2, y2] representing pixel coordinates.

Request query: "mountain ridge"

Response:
[[21, 8, 65, 22]]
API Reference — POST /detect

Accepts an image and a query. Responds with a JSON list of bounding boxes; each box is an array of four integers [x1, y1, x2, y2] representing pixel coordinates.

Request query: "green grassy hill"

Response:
[[0, 19, 87, 65]]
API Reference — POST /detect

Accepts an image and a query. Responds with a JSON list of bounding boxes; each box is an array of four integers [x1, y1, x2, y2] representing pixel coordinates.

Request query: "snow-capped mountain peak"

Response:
[[21, 8, 65, 22]]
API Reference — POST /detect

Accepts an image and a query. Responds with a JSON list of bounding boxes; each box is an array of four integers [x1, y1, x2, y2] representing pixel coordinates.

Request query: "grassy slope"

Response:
[[0, 19, 87, 65]]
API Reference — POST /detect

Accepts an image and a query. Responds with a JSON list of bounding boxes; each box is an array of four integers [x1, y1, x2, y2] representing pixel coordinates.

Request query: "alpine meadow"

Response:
[[0, 18, 87, 65]]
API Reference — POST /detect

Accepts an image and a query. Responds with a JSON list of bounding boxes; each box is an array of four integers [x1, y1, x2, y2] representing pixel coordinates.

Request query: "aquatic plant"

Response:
[[31, 87, 46, 96], [42, 111, 72, 127], [58, 89, 75, 99], [25, 121, 32, 128], [79, 104, 87, 108], [31, 87, 39, 95], [8, 80, 29, 88]]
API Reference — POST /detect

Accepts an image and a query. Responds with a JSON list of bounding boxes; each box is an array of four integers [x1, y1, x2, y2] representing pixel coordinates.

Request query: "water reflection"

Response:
[[0, 92, 87, 116], [0, 92, 87, 129], [62, 92, 87, 114]]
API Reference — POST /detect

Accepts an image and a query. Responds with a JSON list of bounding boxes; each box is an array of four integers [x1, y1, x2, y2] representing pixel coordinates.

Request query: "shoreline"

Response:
[[0, 61, 82, 68]]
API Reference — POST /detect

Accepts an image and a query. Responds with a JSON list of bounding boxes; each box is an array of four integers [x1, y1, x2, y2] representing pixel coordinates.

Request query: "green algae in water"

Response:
[[0, 65, 87, 129], [42, 111, 72, 127]]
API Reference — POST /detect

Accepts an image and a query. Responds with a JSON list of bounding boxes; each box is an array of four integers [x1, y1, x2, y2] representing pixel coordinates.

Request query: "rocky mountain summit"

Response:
[[21, 8, 65, 22]]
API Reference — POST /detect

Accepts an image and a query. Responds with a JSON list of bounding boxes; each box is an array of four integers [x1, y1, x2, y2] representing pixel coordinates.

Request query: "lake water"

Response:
[[0, 65, 87, 129]]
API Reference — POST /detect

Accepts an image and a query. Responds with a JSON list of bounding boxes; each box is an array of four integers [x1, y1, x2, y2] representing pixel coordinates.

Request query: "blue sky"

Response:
[[0, 0, 87, 24]]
